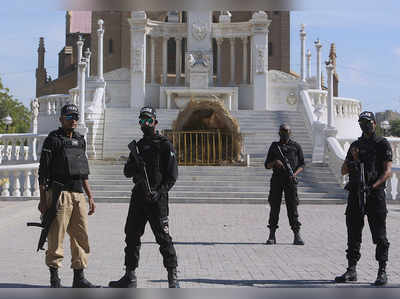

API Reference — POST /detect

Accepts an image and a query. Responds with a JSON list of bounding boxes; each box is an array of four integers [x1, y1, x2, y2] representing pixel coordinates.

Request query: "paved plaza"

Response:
[[0, 200, 400, 288]]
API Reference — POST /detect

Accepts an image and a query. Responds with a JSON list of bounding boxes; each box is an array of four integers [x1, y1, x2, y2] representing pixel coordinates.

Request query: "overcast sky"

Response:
[[0, 0, 399, 114]]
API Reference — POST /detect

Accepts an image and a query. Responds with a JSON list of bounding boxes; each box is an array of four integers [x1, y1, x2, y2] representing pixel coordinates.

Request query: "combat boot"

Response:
[[167, 267, 180, 288], [334, 263, 357, 283], [266, 229, 276, 245], [49, 267, 62, 288], [293, 231, 304, 245], [108, 269, 137, 288], [374, 261, 388, 286], [72, 269, 100, 288]]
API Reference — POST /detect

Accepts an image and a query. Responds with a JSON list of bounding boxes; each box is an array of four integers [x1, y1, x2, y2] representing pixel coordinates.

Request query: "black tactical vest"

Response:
[[52, 133, 89, 179], [137, 136, 166, 190], [357, 135, 385, 186]]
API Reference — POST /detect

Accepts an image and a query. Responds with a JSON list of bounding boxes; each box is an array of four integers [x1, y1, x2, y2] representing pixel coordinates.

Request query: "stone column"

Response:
[[242, 37, 248, 84], [300, 24, 306, 82], [306, 49, 311, 79], [84, 48, 91, 78], [76, 36, 84, 86], [162, 36, 168, 85], [128, 11, 147, 109], [175, 37, 182, 85], [150, 36, 155, 83], [97, 19, 104, 82], [250, 11, 271, 110], [314, 38, 322, 89], [326, 60, 335, 128], [78, 61, 88, 135], [230, 38, 236, 84], [216, 38, 223, 84]]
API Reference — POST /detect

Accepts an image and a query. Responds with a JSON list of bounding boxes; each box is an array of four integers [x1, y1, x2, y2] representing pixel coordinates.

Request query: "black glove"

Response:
[[147, 190, 161, 203], [289, 175, 298, 185], [363, 185, 373, 195]]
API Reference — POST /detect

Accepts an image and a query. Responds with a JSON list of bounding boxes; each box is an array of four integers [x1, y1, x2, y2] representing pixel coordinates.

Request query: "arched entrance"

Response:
[[163, 99, 243, 165]]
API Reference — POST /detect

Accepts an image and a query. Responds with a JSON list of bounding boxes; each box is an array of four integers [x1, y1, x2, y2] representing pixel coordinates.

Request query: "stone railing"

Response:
[[325, 137, 347, 187], [0, 163, 39, 198], [0, 134, 47, 165], [387, 167, 400, 200], [334, 97, 362, 119], [305, 89, 327, 123], [38, 94, 71, 116], [305, 90, 362, 124]]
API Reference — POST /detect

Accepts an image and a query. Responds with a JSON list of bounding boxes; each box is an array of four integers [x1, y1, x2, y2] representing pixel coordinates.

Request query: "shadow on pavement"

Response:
[[150, 278, 399, 288], [144, 241, 268, 245]]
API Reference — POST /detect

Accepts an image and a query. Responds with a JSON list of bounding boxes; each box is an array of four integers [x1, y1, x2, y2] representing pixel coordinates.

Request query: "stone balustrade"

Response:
[[325, 137, 347, 186], [0, 163, 39, 198], [0, 134, 47, 165], [334, 97, 362, 119], [305, 90, 362, 124], [37, 94, 71, 116]]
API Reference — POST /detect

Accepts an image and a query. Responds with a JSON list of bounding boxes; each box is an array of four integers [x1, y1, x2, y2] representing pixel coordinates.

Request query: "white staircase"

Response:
[[89, 108, 345, 203]]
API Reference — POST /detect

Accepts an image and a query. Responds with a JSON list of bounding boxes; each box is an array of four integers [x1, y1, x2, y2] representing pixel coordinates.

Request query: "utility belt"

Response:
[[49, 177, 84, 193]]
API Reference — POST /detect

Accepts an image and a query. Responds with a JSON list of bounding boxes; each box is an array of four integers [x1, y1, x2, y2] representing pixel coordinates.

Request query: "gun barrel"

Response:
[[26, 222, 44, 227]]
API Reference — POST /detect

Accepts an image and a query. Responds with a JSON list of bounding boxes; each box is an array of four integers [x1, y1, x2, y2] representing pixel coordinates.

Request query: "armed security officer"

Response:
[[264, 124, 305, 245], [335, 111, 392, 286], [38, 104, 98, 288], [109, 106, 179, 288]]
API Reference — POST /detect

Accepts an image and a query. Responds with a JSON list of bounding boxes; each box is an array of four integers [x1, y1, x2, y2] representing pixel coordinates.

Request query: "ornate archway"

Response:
[[164, 99, 243, 165]]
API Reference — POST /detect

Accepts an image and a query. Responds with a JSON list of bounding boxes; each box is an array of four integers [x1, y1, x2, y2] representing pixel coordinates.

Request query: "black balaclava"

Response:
[[359, 121, 374, 135], [279, 124, 291, 142]]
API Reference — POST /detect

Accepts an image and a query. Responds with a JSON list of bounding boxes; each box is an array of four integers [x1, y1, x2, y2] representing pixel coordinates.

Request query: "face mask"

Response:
[[279, 132, 290, 142], [359, 121, 374, 134], [141, 126, 155, 136]]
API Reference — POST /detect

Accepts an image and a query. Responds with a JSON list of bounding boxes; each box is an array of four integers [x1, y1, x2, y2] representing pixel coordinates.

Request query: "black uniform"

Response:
[[264, 139, 305, 232], [344, 133, 391, 264], [123, 133, 178, 269]]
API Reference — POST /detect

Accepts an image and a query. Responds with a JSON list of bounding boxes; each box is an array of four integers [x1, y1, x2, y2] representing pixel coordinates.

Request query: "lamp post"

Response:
[[381, 120, 391, 137], [2, 114, 13, 133]]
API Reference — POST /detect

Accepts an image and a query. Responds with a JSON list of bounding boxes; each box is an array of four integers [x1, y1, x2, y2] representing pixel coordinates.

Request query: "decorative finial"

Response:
[[300, 24, 305, 31], [98, 19, 104, 26], [314, 38, 320, 45], [306, 49, 311, 56]]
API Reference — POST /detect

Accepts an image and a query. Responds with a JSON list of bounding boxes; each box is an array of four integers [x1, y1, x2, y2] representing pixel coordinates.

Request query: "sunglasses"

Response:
[[139, 118, 154, 125], [64, 114, 79, 121]]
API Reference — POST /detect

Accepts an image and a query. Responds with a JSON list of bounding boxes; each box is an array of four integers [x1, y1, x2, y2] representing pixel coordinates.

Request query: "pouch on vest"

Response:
[[63, 138, 89, 176]]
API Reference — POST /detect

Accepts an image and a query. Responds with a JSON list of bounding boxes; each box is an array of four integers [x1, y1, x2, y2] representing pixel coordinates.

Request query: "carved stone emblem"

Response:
[[188, 52, 210, 68], [192, 22, 208, 41], [286, 92, 297, 106]]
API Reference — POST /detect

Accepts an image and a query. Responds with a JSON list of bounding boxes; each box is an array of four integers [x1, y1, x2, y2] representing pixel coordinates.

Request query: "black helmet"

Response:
[[139, 106, 156, 119], [61, 104, 79, 116], [358, 111, 375, 122]]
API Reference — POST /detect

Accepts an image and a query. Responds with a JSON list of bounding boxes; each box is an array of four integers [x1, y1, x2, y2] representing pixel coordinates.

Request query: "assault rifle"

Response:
[[127, 140, 152, 197], [27, 181, 64, 251], [275, 143, 298, 185], [359, 162, 369, 215]]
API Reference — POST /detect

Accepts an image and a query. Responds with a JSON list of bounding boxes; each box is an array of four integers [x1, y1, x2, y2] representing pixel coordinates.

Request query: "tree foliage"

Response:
[[389, 120, 400, 137], [0, 78, 31, 134]]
